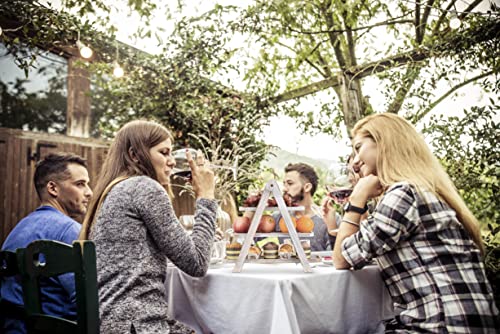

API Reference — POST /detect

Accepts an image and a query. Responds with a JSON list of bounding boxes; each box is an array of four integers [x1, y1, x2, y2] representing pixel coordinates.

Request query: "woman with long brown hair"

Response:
[[80, 120, 217, 333], [333, 113, 498, 332]]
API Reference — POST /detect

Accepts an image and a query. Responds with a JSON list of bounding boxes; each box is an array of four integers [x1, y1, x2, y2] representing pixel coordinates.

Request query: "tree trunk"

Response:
[[338, 73, 365, 135]]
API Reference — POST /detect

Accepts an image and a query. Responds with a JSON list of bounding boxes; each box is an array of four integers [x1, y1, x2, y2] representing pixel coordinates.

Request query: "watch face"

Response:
[[344, 202, 367, 214]]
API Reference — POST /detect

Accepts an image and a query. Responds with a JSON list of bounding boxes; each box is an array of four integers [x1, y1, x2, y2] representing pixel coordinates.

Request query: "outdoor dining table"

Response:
[[164, 261, 394, 334]]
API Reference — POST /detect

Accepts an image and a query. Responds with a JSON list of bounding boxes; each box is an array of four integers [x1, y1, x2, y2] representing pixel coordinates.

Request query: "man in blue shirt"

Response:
[[1, 152, 93, 333]]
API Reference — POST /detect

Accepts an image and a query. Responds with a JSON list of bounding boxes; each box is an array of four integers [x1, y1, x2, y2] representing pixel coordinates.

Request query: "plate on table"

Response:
[[321, 256, 333, 266]]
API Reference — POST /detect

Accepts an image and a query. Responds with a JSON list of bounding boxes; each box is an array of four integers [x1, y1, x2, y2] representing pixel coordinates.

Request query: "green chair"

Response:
[[0, 249, 27, 326], [16, 240, 99, 334]]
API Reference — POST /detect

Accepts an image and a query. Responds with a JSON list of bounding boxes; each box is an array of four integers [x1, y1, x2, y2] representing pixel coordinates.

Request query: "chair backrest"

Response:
[[1, 249, 27, 325], [16, 240, 99, 334], [0, 250, 18, 277]]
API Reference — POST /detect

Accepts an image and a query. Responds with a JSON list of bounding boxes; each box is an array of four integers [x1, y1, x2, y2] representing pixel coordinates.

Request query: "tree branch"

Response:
[[321, 4, 347, 68], [460, 0, 483, 19], [307, 35, 332, 77], [418, 0, 436, 43], [287, 17, 414, 35], [270, 48, 431, 103], [386, 64, 422, 114], [412, 70, 495, 123], [415, 0, 421, 42], [432, 0, 457, 36]]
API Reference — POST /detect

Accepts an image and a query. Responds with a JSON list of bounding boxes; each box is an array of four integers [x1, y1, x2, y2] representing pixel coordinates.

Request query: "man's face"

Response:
[[54, 163, 93, 217], [283, 171, 307, 204]]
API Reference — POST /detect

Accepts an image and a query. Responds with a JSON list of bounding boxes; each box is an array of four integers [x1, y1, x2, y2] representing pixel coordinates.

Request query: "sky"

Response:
[[46, 0, 498, 161]]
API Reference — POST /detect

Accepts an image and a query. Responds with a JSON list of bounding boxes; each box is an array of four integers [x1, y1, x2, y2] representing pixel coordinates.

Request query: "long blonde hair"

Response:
[[352, 113, 484, 254], [79, 120, 173, 240]]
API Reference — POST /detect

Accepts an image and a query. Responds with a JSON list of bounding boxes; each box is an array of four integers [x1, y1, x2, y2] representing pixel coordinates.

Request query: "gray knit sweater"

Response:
[[89, 175, 217, 334]]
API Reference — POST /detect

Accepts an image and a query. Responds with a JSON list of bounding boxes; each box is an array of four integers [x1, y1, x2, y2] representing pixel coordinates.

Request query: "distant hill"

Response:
[[261, 147, 336, 174]]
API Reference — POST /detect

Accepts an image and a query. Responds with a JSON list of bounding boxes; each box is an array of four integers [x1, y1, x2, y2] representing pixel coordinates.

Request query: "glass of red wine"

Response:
[[325, 162, 355, 207]]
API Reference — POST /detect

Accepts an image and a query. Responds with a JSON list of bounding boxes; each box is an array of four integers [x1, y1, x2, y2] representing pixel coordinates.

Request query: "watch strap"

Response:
[[344, 202, 368, 214]]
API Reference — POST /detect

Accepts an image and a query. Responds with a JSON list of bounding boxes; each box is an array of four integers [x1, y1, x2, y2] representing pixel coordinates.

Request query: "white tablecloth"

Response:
[[165, 262, 394, 334]]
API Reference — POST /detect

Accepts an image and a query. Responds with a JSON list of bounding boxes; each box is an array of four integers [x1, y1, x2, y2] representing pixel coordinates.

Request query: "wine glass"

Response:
[[325, 163, 356, 235], [325, 163, 355, 206], [171, 148, 238, 181], [178, 215, 195, 234]]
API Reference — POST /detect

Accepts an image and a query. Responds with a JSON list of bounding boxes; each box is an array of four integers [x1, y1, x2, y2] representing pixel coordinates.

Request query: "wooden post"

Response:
[[67, 58, 91, 138]]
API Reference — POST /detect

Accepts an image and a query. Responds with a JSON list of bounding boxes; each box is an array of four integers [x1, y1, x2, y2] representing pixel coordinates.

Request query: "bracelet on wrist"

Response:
[[341, 218, 360, 228]]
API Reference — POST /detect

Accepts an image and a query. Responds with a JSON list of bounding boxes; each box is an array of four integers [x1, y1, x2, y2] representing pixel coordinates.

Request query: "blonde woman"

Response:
[[80, 120, 217, 333], [333, 113, 498, 332]]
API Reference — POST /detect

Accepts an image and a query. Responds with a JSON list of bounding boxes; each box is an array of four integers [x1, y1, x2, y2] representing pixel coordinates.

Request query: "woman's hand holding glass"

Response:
[[186, 149, 215, 200]]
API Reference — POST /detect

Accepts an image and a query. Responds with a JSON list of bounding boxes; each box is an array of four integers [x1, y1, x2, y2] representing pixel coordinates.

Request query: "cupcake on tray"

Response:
[[248, 245, 262, 260], [278, 243, 294, 260], [262, 242, 279, 259], [226, 242, 242, 260]]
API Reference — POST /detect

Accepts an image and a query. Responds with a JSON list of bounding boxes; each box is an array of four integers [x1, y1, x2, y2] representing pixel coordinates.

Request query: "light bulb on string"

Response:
[[449, 16, 461, 29], [76, 41, 93, 58], [112, 44, 124, 78], [76, 31, 93, 59], [113, 62, 124, 78]]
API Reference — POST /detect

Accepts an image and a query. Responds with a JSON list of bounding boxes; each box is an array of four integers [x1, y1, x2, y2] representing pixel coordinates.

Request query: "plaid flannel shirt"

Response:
[[342, 182, 499, 333]]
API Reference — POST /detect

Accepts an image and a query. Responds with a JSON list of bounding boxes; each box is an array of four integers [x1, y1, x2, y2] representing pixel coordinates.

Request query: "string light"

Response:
[[449, 15, 461, 29], [113, 62, 124, 78], [76, 31, 93, 59], [76, 40, 93, 58], [112, 44, 124, 78]]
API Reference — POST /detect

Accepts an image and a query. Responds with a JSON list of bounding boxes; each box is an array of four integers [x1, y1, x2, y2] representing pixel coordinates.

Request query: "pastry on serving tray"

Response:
[[226, 242, 242, 260], [262, 242, 279, 259], [247, 245, 262, 259]]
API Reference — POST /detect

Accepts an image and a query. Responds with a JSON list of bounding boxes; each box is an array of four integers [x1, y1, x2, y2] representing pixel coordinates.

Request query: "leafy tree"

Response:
[[186, 0, 499, 135]]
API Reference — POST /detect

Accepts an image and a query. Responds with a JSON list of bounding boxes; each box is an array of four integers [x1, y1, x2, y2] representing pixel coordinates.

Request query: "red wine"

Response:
[[328, 188, 353, 204], [172, 170, 192, 179]]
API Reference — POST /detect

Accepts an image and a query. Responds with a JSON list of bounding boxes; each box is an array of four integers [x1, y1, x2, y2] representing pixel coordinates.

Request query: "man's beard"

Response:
[[290, 187, 305, 204]]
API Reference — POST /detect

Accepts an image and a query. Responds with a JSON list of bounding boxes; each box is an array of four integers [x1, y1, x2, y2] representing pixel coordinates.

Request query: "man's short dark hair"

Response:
[[34, 153, 87, 200], [284, 163, 318, 195]]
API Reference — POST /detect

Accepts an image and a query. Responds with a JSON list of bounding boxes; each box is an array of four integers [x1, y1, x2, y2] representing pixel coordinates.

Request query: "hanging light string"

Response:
[[449, 1, 462, 29], [76, 30, 93, 59], [113, 43, 124, 78]]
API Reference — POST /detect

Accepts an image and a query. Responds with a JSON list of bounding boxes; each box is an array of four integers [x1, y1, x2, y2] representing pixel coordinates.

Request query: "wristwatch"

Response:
[[344, 202, 368, 214]]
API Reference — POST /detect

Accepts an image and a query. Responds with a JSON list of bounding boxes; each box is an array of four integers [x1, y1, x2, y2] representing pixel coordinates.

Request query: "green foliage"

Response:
[[0, 76, 66, 133]]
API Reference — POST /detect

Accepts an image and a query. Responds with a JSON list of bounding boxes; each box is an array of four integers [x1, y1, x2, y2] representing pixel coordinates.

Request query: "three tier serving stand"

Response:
[[231, 180, 314, 273]]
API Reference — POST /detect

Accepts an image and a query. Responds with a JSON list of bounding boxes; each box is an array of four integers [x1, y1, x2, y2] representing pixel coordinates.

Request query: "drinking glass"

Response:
[[178, 215, 195, 234], [325, 163, 355, 206], [171, 148, 238, 180], [325, 163, 355, 235]]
